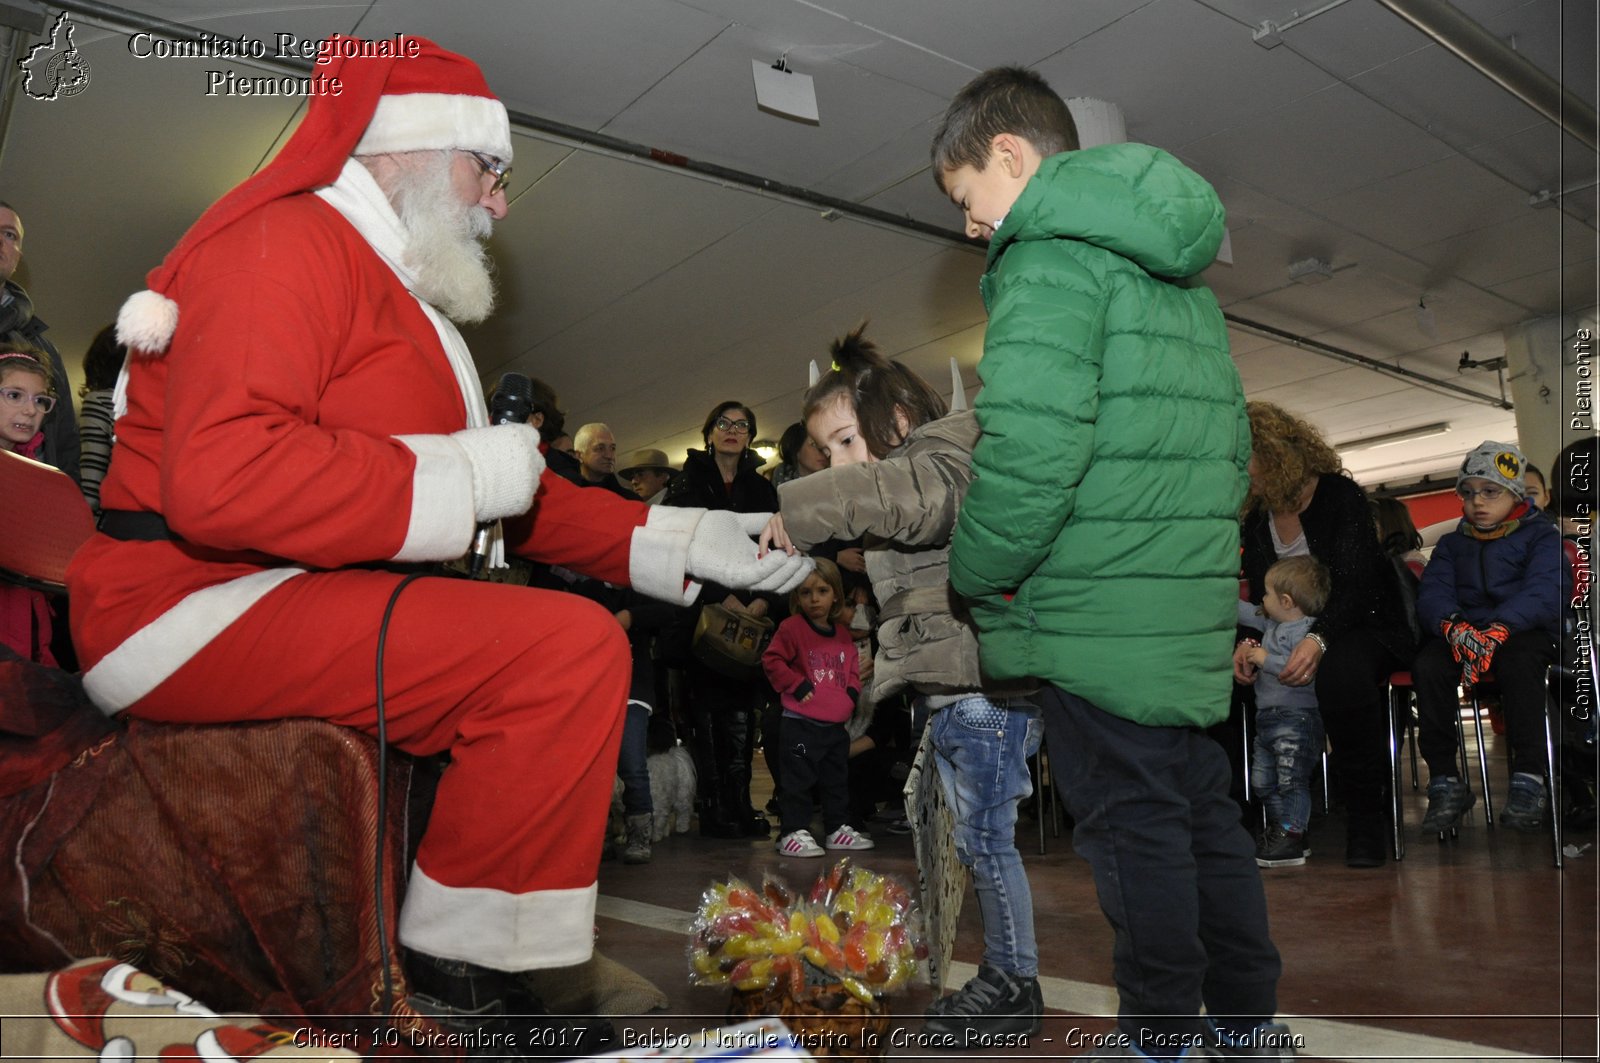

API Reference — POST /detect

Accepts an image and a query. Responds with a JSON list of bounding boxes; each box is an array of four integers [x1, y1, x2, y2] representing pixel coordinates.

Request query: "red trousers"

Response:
[[122, 569, 629, 971]]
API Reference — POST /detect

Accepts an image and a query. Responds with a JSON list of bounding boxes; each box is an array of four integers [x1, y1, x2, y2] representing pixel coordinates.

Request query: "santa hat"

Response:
[[117, 35, 511, 355]]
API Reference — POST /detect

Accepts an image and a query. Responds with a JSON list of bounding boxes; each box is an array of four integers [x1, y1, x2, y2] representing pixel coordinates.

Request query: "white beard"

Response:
[[390, 154, 498, 325]]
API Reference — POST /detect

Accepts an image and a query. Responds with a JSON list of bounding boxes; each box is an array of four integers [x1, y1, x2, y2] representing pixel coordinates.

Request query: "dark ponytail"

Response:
[[802, 322, 946, 459]]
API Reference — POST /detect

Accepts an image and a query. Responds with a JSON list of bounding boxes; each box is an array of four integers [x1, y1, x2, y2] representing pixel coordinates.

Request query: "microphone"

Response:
[[468, 372, 535, 577]]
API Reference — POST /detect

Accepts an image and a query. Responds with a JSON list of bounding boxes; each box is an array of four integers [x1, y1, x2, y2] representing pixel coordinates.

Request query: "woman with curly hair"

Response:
[[1237, 402, 1414, 867]]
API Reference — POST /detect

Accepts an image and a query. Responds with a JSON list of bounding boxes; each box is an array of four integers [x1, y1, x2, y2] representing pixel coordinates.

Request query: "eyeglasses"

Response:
[[0, 386, 54, 413], [1456, 484, 1506, 502], [468, 151, 512, 196], [714, 417, 752, 434]]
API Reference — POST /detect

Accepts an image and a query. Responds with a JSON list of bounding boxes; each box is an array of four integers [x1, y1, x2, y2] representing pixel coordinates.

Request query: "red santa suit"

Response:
[[67, 158, 709, 973]]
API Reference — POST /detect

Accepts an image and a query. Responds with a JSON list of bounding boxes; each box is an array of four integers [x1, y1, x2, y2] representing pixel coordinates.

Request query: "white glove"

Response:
[[686, 510, 815, 595], [450, 423, 544, 522]]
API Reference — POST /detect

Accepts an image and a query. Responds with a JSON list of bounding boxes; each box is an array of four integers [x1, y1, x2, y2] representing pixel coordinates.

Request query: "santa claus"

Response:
[[67, 35, 809, 1044]]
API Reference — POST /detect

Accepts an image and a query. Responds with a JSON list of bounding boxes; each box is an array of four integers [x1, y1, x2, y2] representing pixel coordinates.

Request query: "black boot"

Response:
[[697, 793, 742, 838], [1343, 782, 1390, 869], [406, 952, 527, 1057], [406, 951, 615, 1059], [722, 775, 769, 838]]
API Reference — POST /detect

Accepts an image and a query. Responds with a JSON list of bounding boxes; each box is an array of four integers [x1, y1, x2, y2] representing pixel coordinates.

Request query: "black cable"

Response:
[[373, 571, 427, 1025]]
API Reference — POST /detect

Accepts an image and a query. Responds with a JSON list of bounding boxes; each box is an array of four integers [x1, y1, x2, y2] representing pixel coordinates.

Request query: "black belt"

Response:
[[97, 509, 182, 543]]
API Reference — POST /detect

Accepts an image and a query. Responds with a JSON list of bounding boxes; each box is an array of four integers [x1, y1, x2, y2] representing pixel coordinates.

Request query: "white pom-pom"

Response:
[[116, 289, 179, 354]]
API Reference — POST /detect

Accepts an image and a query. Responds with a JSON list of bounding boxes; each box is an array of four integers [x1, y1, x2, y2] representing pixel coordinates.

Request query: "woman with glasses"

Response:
[[1237, 401, 1415, 867], [665, 401, 780, 838], [0, 345, 65, 666]]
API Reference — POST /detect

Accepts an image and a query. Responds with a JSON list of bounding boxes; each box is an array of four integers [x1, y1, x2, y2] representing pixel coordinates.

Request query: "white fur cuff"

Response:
[[642, 505, 704, 536], [630, 520, 699, 605], [398, 864, 596, 971], [393, 434, 476, 561]]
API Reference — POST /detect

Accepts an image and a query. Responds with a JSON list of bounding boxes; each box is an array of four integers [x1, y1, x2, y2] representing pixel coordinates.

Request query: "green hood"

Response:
[[989, 143, 1225, 280]]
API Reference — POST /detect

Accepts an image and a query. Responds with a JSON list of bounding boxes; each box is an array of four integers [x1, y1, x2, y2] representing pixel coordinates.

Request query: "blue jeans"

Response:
[[618, 702, 652, 816], [1250, 705, 1322, 833], [926, 694, 1042, 978]]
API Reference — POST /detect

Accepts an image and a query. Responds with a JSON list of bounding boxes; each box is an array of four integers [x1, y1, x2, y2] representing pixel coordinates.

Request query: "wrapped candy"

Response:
[[687, 861, 925, 998]]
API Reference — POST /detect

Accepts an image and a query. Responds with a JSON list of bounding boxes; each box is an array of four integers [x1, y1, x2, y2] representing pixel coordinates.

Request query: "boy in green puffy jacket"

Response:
[[934, 67, 1290, 1063]]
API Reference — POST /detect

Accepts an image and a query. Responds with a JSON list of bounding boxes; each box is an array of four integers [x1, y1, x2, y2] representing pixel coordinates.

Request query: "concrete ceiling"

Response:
[[2, 0, 1594, 488]]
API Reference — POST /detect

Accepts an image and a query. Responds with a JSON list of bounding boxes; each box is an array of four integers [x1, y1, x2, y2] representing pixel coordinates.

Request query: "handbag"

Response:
[[691, 603, 774, 679]]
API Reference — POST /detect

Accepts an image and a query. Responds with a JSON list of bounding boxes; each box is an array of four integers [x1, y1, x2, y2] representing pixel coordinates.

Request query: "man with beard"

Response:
[[67, 37, 809, 1046]]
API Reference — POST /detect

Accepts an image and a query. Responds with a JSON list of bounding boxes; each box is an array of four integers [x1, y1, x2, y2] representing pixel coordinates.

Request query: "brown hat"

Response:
[[619, 448, 675, 478]]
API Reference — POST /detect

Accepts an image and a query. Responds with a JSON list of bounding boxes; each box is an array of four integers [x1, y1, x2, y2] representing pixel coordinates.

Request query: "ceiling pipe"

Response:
[[1375, 0, 1597, 152], [1224, 314, 1511, 411]]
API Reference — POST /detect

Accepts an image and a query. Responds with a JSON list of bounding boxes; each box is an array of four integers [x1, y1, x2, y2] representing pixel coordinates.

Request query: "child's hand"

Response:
[[757, 514, 795, 557], [835, 546, 866, 573], [1232, 641, 1259, 683], [1246, 646, 1267, 667]]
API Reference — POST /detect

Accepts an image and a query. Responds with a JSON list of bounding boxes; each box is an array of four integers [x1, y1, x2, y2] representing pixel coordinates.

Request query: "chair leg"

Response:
[[1543, 673, 1563, 869], [1241, 704, 1266, 833], [1387, 685, 1406, 861], [1046, 744, 1060, 841], [1319, 746, 1331, 815], [1453, 699, 1475, 822], [1030, 751, 1046, 856], [1470, 692, 1494, 826], [1407, 705, 1420, 790]]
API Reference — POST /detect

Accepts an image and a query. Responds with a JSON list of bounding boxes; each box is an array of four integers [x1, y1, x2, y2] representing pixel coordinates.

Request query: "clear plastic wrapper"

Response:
[[687, 860, 926, 1000]]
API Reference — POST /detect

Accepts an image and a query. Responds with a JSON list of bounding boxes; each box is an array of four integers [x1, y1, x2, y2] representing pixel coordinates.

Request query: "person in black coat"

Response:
[[1236, 402, 1414, 868], [664, 400, 779, 837]]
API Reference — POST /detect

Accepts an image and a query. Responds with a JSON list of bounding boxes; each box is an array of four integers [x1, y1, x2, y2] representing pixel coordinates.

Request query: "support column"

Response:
[[1502, 309, 1599, 471]]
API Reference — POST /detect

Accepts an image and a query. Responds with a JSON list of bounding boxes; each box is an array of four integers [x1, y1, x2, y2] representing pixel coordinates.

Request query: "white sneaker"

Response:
[[824, 825, 875, 851], [776, 829, 824, 857]]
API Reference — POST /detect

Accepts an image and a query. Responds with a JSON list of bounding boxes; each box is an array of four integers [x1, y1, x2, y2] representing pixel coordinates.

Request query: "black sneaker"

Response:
[[1255, 824, 1308, 868], [1500, 772, 1549, 833], [921, 965, 1042, 1047], [1420, 776, 1476, 832]]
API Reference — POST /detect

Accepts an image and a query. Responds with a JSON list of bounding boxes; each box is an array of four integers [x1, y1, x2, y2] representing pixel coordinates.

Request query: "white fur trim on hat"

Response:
[[354, 92, 512, 160], [116, 289, 180, 354]]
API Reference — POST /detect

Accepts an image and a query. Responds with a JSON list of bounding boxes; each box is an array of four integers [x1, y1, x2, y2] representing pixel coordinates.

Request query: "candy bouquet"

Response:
[[688, 859, 926, 1060]]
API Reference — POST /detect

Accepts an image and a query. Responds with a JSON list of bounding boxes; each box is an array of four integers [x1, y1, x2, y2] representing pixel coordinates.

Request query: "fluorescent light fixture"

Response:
[[1337, 422, 1452, 452], [1287, 257, 1334, 285]]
